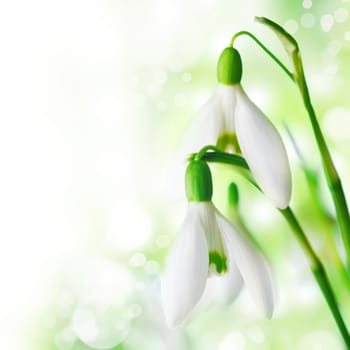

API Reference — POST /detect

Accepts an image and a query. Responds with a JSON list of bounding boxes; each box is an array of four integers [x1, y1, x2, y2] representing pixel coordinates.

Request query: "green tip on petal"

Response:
[[185, 160, 213, 202], [228, 182, 240, 208], [217, 47, 242, 85], [216, 132, 241, 152], [209, 251, 228, 274]]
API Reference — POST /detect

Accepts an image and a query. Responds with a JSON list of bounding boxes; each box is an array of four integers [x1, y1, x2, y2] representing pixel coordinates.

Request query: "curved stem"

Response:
[[230, 31, 294, 81], [254, 16, 350, 273], [197, 150, 249, 169], [285, 124, 350, 289], [195, 145, 223, 161], [194, 150, 257, 188], [280, 207, 350, 348], [301, 80, 350, 271]]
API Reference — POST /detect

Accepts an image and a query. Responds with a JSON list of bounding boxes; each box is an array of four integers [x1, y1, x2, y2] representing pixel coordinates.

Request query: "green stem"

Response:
[[285, 124, 350, 289], [253, 16, 350, 272], [230, 31, 294, 81], [197, 150, 249, 169], [301, 79, 350, 270], [195, 145, 223, 161], [280, 207, 350, 348]]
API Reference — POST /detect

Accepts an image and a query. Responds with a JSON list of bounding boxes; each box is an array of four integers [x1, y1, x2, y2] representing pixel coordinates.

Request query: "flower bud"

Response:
[[217, 47, 242, 85], [185, 160, 213, 202]]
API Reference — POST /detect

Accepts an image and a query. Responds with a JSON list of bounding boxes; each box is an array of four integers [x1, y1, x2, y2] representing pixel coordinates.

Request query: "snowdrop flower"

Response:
[[161, 159, 274, 327], [175, 47, 292, 208]]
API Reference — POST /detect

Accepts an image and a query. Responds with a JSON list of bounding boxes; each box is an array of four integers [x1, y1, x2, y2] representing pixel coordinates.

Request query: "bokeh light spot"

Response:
[[219, 332, 246, 350], [72, 307, 129, 349], [334, 7, 348, 22], [327, 40, 341, 55], [73, 310, 99, 343], [320, 14, 334, 32], [302, 0, 312, 9], [301, 13, 316, 28], [129, 252, 146, 267], [284, 19, 299, 34]]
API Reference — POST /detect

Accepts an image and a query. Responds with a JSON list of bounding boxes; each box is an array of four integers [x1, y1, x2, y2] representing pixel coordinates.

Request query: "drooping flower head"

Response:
[[161, 159, 274, 327], [217, 47, 292, 209], [166, 46, 292, 209]]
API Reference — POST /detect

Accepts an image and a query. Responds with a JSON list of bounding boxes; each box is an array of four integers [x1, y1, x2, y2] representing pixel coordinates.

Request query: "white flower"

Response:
[[161, 201, 274, 328], [165, 47, 292, 208], [203, 83, 292, 209]]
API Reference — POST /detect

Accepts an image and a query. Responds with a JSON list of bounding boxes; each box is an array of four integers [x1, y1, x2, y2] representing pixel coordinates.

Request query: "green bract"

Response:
[[185, 160, 213, 202], [217, 47, 242, 85]]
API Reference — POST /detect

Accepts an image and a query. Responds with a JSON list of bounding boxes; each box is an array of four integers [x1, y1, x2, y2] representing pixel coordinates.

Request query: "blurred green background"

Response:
[[1, 0, 350, 349]]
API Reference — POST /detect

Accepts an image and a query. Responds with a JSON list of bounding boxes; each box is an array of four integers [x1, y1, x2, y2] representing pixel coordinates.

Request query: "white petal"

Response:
[[194, 202, 243, 306], [218, 83, 237, 133], [196, 202, 226, 259], [192, 89, 225, 145], [170, 90, 222, 162], [235, 85, 291, 208], [161, 203, 209, 327], [216, 211, 275, 318], [162, 90, 223, 200], [202, 258, 243, 307]]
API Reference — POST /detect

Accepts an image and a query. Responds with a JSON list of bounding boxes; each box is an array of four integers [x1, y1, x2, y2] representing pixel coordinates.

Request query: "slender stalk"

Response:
[[285, 124, 350, 288], [194, 145, 223, 161], [300, 77, 350, 270], [280, 207, 350, 348], [252, 16, 350, 271], [197, 150, 249, 169], [230, 31, 294, 81]]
